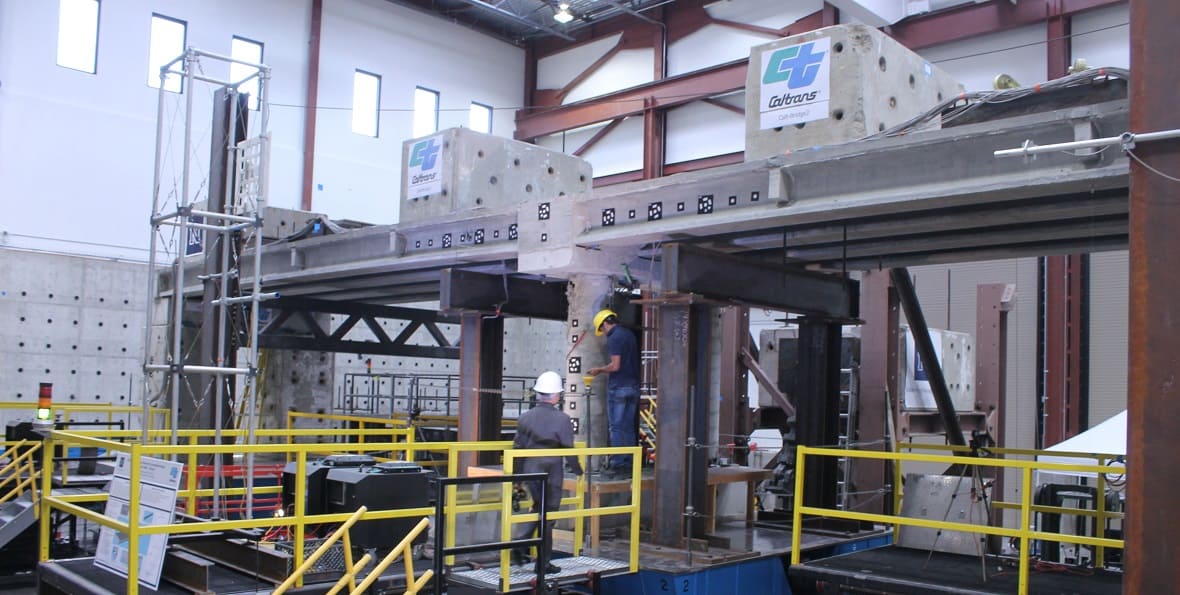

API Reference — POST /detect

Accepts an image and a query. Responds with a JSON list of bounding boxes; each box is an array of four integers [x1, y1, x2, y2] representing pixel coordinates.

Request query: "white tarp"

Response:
[[1036, 410, 1126, 478]]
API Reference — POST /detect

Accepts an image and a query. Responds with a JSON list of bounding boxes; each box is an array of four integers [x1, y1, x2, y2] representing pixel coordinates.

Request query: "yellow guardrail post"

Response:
[[893, 442, 903, 545], [501, 449, 515, 593], [1017, 465, 1033, 595], [186, 434, 199, 515], [573, 452, 586, 558], [790, 445, 807, 565], [352, 517, 433, 594], [39, 437, 53, 562], [1095, 454, 1108, 568], [341, 516, 357, 593], [445, 445, 459, 566], [127, 443, 142, 595], [293, 449, 308, 587], [629, 449, 640, 572]]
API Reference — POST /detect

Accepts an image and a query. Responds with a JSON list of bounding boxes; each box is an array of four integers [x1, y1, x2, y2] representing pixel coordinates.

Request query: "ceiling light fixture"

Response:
[[553, 3, 574, 24]]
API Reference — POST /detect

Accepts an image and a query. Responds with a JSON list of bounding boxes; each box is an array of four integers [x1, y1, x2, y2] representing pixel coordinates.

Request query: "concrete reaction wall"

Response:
[[0, 248, 147, 429]]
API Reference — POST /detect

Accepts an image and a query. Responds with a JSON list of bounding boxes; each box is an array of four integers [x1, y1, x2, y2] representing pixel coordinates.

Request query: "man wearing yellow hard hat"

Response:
[[586, 309, 640, 478]]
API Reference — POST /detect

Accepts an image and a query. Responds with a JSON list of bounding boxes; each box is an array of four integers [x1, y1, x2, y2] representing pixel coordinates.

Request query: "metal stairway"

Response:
[[0, 493, 36, 550]]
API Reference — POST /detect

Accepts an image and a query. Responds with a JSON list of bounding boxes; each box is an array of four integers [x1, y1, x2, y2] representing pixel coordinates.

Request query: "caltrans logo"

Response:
[[757, 37, 832, 130], [762, 42, 826, 88], [409, 138, 440, 170], [407, 134, 444, 199]]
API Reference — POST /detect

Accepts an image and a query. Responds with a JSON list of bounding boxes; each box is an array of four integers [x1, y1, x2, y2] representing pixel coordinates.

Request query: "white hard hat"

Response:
[[533, 371, 564, 395]]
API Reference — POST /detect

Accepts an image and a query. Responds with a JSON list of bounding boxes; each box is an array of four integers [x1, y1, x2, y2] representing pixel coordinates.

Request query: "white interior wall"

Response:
[[1088, 250, 1128, 426], [562, 48, 655, 104], [1072, 4, 1130, 68], [665, 100, 745, 164], [918, 24, 1047, 91], [536, 34, 622, 90], [0, 0, 522, 261], [279, 0, 523, 225]]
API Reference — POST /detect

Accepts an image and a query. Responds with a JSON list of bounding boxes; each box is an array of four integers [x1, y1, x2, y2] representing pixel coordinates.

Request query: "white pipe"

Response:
[[994, 128, 1180, 158]]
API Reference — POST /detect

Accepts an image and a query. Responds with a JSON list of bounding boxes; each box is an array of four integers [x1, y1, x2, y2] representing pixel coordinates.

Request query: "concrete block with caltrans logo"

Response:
[[745, 24, 961, 161], [400, 127, 592, 224]]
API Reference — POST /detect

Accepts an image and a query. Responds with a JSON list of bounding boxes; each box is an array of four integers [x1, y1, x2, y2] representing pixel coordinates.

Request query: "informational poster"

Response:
[[406, 134, 444, 199], [94, 452, 183, 590], [758, 36, 832, 130]]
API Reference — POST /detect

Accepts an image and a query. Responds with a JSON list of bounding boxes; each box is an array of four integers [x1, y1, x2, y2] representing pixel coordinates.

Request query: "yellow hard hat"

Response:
[[593, 309, 617, 336]]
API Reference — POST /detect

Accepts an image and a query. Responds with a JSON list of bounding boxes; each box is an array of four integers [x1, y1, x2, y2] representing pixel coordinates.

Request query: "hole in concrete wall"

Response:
[[834, 42, 844, 53], [72, 345, 77, 350], [18, 342, 24, 347], [795, 122, 806, 129], [489, 176, 498, 185], [833, 109, 844, 120], [20, 291, 26, 297], [909, 74, 916, 88], [98, 322, 103, 327], [525, 184, 533, 192], [19, 316, 25, 322], [96, 370, 102, 375], [773, 126, 783, 132], [937, 92, 944, 101], [49, 293, 54, 299], [477, 150, 484, 158], [547, 167, 554, 174], [74, 296, 79, 300], [71, 369, 76, 374], [513, 158, 521, 166], [97, 346, 103, 351], [579, 175, 585, 182], [878, 56, 887, 71], [475, 197, 483, 205], [889, 97, 896, 108], [73, 320, 78, 325], [99, 298, 104, 303], [17, 368, 22, 373], [879, 123, 886, 132]]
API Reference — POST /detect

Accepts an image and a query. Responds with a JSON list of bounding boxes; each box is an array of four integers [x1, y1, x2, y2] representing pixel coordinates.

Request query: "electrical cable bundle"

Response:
[[869, 67, 1131, 140]]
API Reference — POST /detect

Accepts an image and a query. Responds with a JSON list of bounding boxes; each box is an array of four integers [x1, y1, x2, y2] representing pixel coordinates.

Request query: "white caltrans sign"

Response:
[[406, 134, 444, 199], [758, 36, 832, 130]]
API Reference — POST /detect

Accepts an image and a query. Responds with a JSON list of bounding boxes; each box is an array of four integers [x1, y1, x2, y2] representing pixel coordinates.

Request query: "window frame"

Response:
[[413, 86, 441, 138], [147, 13, 188, 93], [469, 101, 493, 134], [56, 0, 101, 74], [230, 35, 265, 110], [351, 69, 382, 138]]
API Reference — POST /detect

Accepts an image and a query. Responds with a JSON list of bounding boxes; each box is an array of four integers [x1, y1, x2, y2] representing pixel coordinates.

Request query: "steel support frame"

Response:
[[662, 243, 859, 319], [300, 0, 322, 211], [653, 302, 710, 547], [851, 270, 898, 514], [257, 297, 459, 359], [890, 268, 967, 447], [976, 283, 1012, 526], [458, 312, 505, 469], [439, 268, 569, 320], [795, 318, 844, 510], [1127, 0, 1180, 590], [718, 306, 752, 465], [1041, 255, 1088, 445]]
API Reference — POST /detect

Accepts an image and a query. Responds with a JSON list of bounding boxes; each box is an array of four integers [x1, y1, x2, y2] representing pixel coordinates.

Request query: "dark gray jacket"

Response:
[[513, 402, 583, 509]]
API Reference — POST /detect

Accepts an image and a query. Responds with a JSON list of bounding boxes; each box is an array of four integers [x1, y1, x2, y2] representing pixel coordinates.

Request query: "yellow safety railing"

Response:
[[790, 445, 1125, 595], [498, 446, 642, 592], [349, 517, 433, 595], [0, 402, 170, 432], [275, 505, 369, 595], [0, 440, 42, 510], [38, 431, 639, 595]]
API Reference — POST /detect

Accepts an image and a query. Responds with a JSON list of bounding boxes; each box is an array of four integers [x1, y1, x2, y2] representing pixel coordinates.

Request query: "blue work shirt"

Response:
[[605, 325, 641, 390]]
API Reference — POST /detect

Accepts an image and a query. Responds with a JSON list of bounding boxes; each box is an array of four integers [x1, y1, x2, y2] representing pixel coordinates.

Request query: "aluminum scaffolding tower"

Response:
[[141, 48, 272, 518]]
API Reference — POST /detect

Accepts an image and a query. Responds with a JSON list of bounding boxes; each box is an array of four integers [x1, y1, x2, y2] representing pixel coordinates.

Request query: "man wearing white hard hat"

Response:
[[511, 371, 583, 572]]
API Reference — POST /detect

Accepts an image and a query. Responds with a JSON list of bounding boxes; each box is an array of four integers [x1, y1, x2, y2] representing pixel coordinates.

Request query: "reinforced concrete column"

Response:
[[564, 274, 614, 464]]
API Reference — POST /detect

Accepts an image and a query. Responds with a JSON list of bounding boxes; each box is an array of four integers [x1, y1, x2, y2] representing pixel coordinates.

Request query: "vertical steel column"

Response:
[[795, 318, 842, 510], [890, 268, 967, 447], [653, 303, 709, 547], [718, 306, 751, 465], [458, 312, 504, 469], [1127, 0, 1180, 589], [300, 0, 322, 211], [1042, 3, 1089, 446], [852, 270, 898, 514]]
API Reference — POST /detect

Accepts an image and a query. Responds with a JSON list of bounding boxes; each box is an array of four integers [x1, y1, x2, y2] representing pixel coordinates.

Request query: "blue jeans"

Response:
[[607, 386, 640, 470]]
